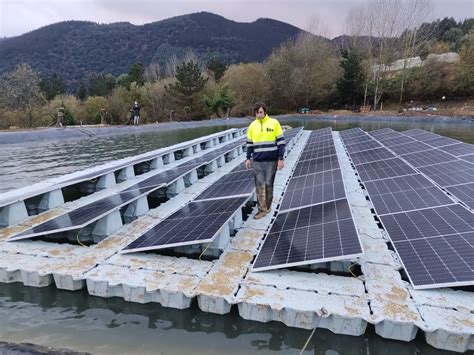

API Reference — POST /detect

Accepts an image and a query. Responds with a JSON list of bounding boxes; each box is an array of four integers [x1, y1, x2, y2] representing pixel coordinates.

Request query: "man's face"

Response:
[[256, 107, 265, 119]]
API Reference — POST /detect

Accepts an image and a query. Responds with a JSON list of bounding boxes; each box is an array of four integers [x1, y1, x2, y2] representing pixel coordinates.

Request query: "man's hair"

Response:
[[254, 102, 267, 115]]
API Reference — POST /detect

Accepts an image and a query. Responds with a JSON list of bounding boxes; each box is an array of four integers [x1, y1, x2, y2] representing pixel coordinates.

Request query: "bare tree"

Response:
[[144, 62, 161, 83], [0, 63, 46, 127], [396, 0, 435, 111], [346, 0, 434, 110]]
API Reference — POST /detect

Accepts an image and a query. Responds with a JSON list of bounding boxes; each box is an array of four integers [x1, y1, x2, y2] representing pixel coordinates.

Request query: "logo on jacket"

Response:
[[266, 128, 274, 132]]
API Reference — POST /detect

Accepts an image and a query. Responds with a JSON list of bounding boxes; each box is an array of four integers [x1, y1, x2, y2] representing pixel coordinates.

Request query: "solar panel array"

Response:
[[252, 127, 363, 272], [122, 127, 303, 252], [341, 127, 474, 289], [9, 136, 249, 241], [400, 129, 474, 209]]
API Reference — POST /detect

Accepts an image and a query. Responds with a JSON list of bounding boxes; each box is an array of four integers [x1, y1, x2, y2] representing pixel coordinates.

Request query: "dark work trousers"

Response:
[[252, 160, 278, 212]]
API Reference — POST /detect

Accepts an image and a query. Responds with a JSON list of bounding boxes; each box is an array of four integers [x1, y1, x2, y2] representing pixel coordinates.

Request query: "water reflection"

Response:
[[0, 283, 453, 354]]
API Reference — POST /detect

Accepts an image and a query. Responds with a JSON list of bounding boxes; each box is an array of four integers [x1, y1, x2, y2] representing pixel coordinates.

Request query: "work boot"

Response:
[[254, 210, 268, 219]]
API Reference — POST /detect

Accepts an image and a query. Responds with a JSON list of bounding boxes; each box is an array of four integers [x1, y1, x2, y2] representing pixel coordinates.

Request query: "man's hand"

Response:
[[277, 159, 285, 170], [245, 159, 251, 170]]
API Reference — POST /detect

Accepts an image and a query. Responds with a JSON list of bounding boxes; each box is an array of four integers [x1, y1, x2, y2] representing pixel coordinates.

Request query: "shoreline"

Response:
[[0, 114, 472, 145]]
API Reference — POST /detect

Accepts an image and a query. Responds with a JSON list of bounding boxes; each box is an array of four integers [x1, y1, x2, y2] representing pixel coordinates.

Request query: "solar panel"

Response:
[[122, 196, 249, 252], [377, 135, 416, 147], [401, 149, 457, 168], [252, 199, 363, 271], [461, 154, 474, 164], [380, 205, 474, 289], [410, 133, 441, 142], [418, 161, 474, 187], [340, 128, 365, 139], [343, 135, 373, 145], [355, 158, 417, 181], [364, 175, 455, 215], [445, 183, 474, 209], [438, 143, 474, 157], [368, 128, 396, 137], [292, 155, 340, 177], [423, 136, 460, 148], [299, 146, 336, 161], [280, 169, 345, 211], [388, 141, 432, 155], [195, 169, 254, 201], [349, 147, 396, 165], [402, 129, 430, 137], [8, 188, 158, 241], [345, 140, 382, 153]]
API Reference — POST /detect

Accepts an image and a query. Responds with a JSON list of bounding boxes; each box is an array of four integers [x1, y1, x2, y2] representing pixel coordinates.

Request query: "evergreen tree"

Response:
[[335, 49, 365, 109], [166, 61, 208, 119], [207, 57, 227, 81], [39, 73, 65, 100], [128, 63, 145, 86]]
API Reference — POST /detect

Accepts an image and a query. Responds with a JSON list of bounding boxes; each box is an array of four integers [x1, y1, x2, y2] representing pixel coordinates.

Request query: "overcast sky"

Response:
[[1, 0, 473, 39]]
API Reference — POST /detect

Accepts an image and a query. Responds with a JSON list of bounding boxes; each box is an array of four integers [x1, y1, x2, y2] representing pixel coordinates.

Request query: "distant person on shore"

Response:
[[132, 101, 140, 125], [245, 102, 285, 219], [57, 107, 65, 127]]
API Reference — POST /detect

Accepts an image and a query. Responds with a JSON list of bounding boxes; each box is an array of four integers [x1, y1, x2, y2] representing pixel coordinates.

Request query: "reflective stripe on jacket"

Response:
[[246, 115, 285, 161]]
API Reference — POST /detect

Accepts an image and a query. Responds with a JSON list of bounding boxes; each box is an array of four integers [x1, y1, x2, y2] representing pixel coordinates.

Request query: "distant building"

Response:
[[372, 52, 460, 75]]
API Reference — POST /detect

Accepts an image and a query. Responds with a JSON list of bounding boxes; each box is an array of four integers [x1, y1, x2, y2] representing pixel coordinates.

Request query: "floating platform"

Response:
[[0, 128, 472, 353]]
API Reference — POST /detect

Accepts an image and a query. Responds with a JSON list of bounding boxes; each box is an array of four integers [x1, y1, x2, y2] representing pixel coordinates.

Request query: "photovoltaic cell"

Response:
[[364, 175, 455, 215], [252, 199, 363, 271], [349, 147, 396, 165], [438, 143, 474, 157], [377, 135, 416, 147], [423, 136, 460, 148], [292, 155, 340, 177], [368, 128, 396, 137], [343, 135, 373, 145], [280, 169, 345, 211], [402, 129, 430, 137], [401, 149, 457, 168], [355, 158, 417, 181], [122, 196, 249, 252], [380, 204, 474, 289], [299, 146, 336, 161], [418, 161, 474, 187], [461, 154, 474, 164], [388, 141, 432, 155], [345, 140, 382, 153], [445, 183, 474, 209]]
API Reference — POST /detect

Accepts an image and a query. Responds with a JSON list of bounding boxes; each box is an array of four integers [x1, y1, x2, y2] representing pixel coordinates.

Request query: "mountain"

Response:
[[0, 12, 303, 89]]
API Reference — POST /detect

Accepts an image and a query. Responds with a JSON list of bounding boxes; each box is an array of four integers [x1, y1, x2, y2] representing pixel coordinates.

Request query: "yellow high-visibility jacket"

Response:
[[246, 115, 285, 161]]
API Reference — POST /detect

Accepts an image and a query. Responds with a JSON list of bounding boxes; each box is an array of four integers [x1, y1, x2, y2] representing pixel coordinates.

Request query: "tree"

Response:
[[455, 29, 474, 95], [221, 63, 270, 116], [39, 73, 65, 100], [346, 0, 434, 111], [443, 28, 464, 50], [207, 57, 227, 81], [88, 73, 116, 97], [0, 63, 46, 127], [336, 49, 365, 108], [204, 84, 236, 117], [128, 63, 145, 86], [165, 61, 208, 119]]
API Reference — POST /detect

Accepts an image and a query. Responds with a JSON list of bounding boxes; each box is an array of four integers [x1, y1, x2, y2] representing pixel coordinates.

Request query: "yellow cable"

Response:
[[198, 242, 212, 261], [348, 263, 358, 278], [76, 228, 86, 247]]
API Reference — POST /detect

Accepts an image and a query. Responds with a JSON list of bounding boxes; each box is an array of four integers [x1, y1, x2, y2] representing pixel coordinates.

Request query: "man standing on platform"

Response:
[[245, 102, 285, 219]]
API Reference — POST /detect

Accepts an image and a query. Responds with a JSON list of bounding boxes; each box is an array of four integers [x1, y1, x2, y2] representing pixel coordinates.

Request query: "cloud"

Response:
[[1, 0, 472, 38]]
